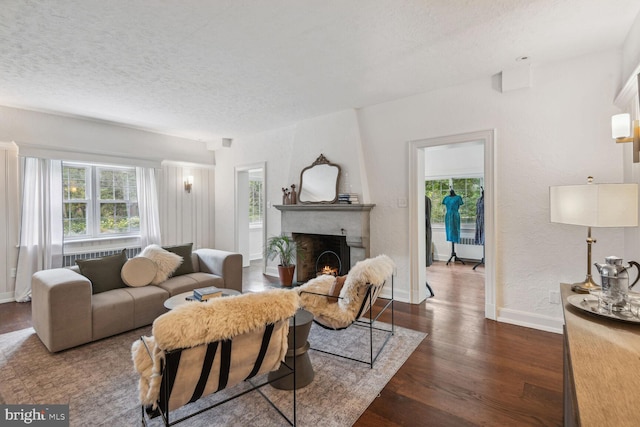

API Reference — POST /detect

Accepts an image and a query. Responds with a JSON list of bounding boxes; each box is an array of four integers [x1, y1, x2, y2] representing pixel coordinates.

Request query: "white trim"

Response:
[[497, 308, 564, 335], [15, 141, 162, 168], [161, 160, 215, 170], [614, 67, 640, 109], [0, 292, 15, 304], [235, 162, 267, 272], [0, 141, 18, 151], [408, 129, 497, 321]]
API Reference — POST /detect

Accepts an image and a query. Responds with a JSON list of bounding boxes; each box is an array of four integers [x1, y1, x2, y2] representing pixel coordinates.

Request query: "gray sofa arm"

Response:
[[194, 249, 243, 292], [31, 268, 93, 352]]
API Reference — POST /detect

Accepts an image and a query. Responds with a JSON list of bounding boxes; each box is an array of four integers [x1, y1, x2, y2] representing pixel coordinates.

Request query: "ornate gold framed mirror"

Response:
[[298, 154, 341, 204]]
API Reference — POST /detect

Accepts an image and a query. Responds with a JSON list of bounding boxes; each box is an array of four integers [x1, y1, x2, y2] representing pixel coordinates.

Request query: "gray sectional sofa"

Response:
[[31, 248, 242, 352]]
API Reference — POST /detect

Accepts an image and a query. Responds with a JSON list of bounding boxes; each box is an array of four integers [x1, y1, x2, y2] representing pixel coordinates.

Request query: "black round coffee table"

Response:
[[269, 308, 314, 389]]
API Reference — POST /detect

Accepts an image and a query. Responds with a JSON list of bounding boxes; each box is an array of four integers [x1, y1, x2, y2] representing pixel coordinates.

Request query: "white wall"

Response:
[[358, 49, 624, 331], [214, 109, 369, 276], [216, 49, 625, 332]]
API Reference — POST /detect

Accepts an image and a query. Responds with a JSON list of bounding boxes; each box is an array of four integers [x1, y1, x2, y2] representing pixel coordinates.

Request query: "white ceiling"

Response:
[[1, 0, 640, 142]]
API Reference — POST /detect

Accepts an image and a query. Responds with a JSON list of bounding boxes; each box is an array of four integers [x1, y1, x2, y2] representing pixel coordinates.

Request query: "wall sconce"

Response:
[[612, 113, 640, 163], [184, 176, 193, 193]]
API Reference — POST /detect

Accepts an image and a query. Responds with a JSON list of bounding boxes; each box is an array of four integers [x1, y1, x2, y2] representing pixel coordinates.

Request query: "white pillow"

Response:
[[121, 256, 158, 287], [139, 244, 183, 284]]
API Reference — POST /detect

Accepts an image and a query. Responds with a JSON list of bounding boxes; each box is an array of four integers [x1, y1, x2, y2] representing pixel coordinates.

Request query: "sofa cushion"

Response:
[[122, 286, 170, 327], [121, 257, 157, 287], [91, 288, 135, 340], [139, 244, 182, 284], [76, 250, 128, 294], [156, 273, 224, 296], [163, 243, 195, 277]]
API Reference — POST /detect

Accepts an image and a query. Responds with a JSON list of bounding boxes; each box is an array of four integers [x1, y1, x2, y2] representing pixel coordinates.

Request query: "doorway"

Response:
[[235, 163, 266, 270], [408, 130, 496, 320]]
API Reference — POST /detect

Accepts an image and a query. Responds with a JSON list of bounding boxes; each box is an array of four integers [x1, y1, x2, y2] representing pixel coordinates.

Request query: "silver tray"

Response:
[[567, 294, 640, 324]]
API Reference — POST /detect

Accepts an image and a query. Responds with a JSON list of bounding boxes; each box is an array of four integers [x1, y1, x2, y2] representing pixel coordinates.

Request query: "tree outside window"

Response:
[[62, 163, 139, 239], [62, 165, 89, 236], [249, 175, 263, 226], [425, 177, 483, 225]]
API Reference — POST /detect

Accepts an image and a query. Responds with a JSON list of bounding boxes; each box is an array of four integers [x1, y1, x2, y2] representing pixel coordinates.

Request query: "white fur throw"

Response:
[[131, 289, 300, 406], [152, 288, 300, 350], [138, 244, 182, 284], [297, 254, 395, 329]]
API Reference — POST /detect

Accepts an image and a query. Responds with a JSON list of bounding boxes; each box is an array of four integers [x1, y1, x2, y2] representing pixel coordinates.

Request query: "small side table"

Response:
[[269, 308, 314, 390], [163, 289, 241, 310]]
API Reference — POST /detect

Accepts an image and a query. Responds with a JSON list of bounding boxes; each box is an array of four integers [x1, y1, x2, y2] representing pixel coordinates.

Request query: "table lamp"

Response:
[[550, 177, 638, 293]]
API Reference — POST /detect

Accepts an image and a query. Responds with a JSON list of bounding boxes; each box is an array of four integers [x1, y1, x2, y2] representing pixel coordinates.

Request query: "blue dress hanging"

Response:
[[442, 195, 463, 243]]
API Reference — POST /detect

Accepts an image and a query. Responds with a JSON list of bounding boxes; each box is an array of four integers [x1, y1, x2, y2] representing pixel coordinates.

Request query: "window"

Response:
[[248, 171, 263, 226], [63, 163, 139, 239], [425, 176, 483, 225]]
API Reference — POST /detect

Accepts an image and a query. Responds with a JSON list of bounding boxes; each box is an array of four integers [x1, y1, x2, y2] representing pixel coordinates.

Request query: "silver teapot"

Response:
[[594, 256, 640, 311]]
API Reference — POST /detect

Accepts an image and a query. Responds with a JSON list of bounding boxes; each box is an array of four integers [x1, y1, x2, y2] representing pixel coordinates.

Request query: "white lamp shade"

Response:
[[550, 183, 638, 227], [186, 175, 194, 185], [612, 113, 631, 139]]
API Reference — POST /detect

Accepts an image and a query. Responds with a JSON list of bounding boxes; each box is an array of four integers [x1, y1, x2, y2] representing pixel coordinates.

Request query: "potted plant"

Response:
[[266, 234, 302, 286]]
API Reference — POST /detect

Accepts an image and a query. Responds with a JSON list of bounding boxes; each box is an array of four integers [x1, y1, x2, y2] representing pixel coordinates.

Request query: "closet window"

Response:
[[425, 176, 483, 226]]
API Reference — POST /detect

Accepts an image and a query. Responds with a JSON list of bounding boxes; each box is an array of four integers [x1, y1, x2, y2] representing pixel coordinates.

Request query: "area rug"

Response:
[[0, 322, 426, 426]]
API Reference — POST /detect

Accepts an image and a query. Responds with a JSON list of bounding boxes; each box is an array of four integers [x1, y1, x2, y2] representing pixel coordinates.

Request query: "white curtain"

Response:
[[136, 167, 162, 248], [14, 158, 63, 302]]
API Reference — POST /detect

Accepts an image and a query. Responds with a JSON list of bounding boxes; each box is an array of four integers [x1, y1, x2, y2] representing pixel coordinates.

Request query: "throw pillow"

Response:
[[121, 257, 158, 287], [139, 244, 183, 284], [76, 250, 128, 294], [327, 275, 347, 303], [162, 243, 194, 276]]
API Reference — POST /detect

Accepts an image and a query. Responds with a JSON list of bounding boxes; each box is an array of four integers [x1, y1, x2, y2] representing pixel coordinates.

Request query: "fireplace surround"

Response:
[[275, 204, 374, 282]]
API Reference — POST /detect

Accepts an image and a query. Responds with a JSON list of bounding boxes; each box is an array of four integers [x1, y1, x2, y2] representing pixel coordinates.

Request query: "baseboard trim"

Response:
[[0, 292, 16, 304], [497, 308, 564, 334]]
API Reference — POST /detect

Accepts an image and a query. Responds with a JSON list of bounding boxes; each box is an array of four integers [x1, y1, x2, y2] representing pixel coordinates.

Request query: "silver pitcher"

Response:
[[594, 256, 640, 311]]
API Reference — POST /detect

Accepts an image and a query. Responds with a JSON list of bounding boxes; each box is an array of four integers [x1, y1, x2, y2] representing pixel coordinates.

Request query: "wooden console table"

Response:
[[560, 283, 640, 426]]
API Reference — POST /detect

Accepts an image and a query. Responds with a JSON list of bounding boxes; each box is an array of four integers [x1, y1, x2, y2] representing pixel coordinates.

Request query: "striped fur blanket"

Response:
[[131, 289, 300, 407]]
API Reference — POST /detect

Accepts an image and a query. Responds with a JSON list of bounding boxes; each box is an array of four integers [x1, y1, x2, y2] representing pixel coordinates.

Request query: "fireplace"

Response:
[[293, 233, 350, 282], [275, 204, 374, 283]]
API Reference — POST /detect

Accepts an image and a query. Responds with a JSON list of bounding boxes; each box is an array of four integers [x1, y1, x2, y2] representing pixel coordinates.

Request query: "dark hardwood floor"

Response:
[[0, 260, 563, 426]]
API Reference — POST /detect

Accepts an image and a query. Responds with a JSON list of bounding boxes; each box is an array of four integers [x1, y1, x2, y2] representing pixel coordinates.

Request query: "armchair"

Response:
[[297, 254, 395, 368], [132, 289, 300, 426]]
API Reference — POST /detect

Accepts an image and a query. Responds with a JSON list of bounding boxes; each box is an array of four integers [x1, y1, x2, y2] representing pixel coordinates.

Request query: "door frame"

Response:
[[408, 129, 496, 320], [234, 162, 267, 270]]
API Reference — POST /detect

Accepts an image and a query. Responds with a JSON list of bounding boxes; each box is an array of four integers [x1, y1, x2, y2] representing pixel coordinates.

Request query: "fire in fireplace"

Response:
[[316, 250, 342, 277], [293, 233, 350, 282]]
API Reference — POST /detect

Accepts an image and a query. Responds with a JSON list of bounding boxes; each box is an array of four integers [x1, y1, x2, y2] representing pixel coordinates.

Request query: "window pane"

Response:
[[426, 177, 482, 225], [249, 179, 263, 225], [62, 166, 87, 200], [452, 178, 483, 224], [63, 202, 87, 236], [425, 179, 449, 224]]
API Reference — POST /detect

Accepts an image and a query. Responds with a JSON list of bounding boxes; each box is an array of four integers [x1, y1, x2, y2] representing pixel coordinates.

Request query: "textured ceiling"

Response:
[[1, 0, 640, 142]]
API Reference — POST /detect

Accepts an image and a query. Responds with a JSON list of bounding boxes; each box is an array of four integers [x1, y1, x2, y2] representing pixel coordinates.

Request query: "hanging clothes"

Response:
[[425, 196, 433, 267], [475, 191, 485, 245], [442, 194, 463, 243]]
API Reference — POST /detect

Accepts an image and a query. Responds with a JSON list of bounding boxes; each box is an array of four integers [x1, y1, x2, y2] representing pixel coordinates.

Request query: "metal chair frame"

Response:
[[301, 276, 395, 368], [139, 316, 297, 426]]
